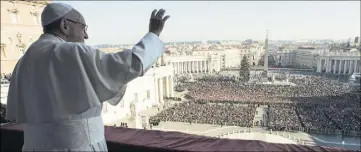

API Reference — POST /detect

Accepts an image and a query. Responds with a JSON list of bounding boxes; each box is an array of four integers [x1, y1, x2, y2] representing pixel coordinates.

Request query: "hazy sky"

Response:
[[58, 1, 360, 45]]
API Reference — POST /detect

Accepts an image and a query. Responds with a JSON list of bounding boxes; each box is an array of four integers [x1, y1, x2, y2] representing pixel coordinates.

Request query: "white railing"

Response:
[[269, 130, 361, 147]]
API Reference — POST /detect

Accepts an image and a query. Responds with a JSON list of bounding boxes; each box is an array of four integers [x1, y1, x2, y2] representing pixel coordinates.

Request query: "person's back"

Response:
[[6, 2, 170, 151]]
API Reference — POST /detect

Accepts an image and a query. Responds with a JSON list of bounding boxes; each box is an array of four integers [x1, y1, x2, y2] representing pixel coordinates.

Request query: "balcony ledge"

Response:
[[1, 123, 350, 152]]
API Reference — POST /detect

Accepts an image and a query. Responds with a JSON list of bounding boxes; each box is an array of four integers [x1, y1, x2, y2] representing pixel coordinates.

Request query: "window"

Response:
[[10, 12, 18, 24], [147, 90, 151, 99], [10, 1, 15, 7]]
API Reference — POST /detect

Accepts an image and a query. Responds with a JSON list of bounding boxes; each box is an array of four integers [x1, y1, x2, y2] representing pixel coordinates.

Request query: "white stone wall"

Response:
[[101, 65, 175, 126], [1, 1, 47, 73]]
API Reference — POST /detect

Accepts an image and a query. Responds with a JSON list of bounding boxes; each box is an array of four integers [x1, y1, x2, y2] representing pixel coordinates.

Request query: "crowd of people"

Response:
[[150, 101, 256, 127], [156, 72, 360, 136], [1, 70, 360, 136], [184, 75, 354, 103], [267, 104, 302, 131]]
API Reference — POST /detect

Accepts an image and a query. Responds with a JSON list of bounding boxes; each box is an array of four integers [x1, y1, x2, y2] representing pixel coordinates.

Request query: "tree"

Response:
[[239, 55, 250, 82]]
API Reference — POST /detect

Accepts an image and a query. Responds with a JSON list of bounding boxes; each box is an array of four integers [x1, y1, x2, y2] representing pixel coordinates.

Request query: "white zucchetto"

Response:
[[41, 3, 73, 27]]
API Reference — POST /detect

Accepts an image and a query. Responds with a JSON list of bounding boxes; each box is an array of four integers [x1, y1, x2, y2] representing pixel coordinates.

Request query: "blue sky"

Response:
[[58, 1, 360, 45]]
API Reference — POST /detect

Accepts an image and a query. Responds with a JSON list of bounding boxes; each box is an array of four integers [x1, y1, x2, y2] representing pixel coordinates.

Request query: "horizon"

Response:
[[58, 1, 360, 45]]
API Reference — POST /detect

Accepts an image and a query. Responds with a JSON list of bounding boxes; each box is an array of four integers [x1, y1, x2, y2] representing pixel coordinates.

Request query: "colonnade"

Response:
[[172, 60, 213, 74], [317, 58, 361, 75]]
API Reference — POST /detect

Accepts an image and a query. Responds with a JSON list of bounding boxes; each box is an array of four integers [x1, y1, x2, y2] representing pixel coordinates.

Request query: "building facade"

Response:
[[317, 49, 361, 75], [164, 54, 221, 74], [1, 0, 48, 74], [274, 49, 297, 67], [274, 48, 324, 69], [294, 49, 322, 69], [101, 65, 175, 127], [163, 44, 264, 74]]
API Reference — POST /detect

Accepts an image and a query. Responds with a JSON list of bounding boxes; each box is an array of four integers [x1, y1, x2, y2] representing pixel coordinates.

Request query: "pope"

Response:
[[6, 2, 170, 152]]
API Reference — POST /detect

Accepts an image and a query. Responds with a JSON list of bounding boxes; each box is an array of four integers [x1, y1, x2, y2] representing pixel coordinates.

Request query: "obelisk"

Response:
[[264, 30, 269, 74]]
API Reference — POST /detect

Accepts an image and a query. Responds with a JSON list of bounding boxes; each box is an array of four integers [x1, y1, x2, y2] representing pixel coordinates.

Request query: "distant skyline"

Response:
[[58, 1, 360, 45]]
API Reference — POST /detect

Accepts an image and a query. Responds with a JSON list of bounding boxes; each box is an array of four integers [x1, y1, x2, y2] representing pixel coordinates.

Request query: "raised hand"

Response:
[[149, 9, 170, 37]]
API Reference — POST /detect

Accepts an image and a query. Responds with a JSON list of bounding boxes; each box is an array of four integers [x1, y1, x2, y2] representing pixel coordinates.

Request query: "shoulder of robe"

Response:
[[52, 42, 100, 60]]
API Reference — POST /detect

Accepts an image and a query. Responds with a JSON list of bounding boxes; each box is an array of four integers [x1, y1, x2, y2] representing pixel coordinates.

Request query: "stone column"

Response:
[[354, 60, 358, 74], [182, 62, 186, 73], [185, 61, 187, 73], [175, 62, 178, 74], [333, 60, 337, 74], [182, 62, 184, 73], [189, 61, 191, 73], [349, 60, 354, 75], [194, 61, 198, 73], [177, 62, 179, 74], [324, 59, 327, 72], [169, 75, 174, 97], [193, 61, 196, 73], [165, 77, 170, 97], [203, 61, 205, 73], [203, 61, 207, 73], [343, 60, 348, 74], [154, 78, 159, 104], [327, 59, 332, 73], [317, 58, 322, 73], [173, 63, 176, 74], [207, 60, 210, 73], [338, 60, 342, 75], [158, 78, 164, 103], [190, 61, 193, 73], [199, 61, 201, 73], [198, 61, 201, 72], [191, 61, 193, 73], [182, 61, 186, 73], [176, 62, 179, 74]]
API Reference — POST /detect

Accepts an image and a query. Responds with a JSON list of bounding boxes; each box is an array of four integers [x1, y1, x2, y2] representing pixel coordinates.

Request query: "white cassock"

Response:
[[6, 32, 165, 151]]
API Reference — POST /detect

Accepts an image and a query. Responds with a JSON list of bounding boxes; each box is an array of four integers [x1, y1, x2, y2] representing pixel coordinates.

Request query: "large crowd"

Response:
[[1, 71, 360, 136], [151, 102, 256, 127], [184, 75, 353, 103], [152, 71, 360, 136]]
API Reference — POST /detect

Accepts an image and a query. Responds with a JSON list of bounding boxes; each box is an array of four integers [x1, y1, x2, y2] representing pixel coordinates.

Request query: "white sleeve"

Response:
[[57, 32, 165, 103]]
